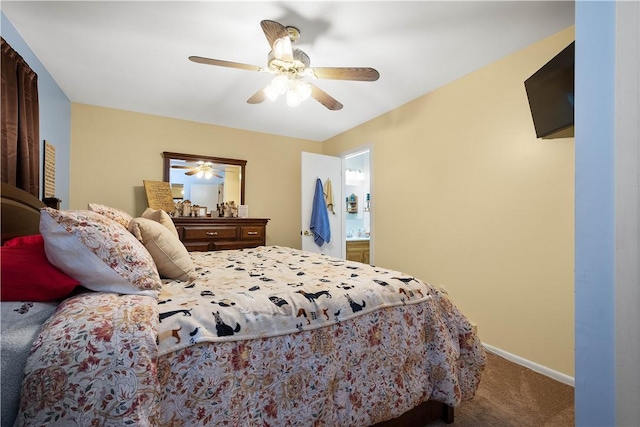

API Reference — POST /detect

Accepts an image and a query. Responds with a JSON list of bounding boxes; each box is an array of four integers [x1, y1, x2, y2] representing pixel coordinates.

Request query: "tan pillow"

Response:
[[128, 218, 195, 281], [141, 208, 179, 238]]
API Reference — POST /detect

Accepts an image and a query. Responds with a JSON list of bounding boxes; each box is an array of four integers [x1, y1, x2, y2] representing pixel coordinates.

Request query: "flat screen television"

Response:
[[524, 41, 574, 139]]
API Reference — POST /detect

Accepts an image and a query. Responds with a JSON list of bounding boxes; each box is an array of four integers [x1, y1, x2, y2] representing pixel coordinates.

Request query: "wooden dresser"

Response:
[[172, 217, 269, 252]]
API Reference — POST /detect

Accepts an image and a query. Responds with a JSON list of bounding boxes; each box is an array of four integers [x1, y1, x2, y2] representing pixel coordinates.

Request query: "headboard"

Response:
[[1, 183, 45, 244]]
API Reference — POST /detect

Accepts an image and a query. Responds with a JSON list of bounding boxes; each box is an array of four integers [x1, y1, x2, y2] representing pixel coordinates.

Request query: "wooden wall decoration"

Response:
[[43, 140, 55, 198]]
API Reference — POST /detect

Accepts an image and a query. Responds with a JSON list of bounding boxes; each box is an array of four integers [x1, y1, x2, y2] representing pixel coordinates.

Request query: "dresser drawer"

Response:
[[241, 226, 264, 240], [182, 226, 238, 241], [183, 241, 212, 252]]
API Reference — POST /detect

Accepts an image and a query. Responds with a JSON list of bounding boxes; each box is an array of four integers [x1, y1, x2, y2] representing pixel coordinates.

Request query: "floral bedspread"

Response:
[[15, 247, 486, 426], [157, 246, 440, 355], [15, 292, 160, 426]]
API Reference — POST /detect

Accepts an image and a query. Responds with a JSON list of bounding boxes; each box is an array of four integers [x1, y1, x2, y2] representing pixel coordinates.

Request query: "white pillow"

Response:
[[128, 217, 195, 281], [141, 208, 179, 238], [40, 208, 161, 297]]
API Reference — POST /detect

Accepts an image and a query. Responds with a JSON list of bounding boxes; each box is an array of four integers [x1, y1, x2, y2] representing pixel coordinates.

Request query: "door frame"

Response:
[[340, 143, 374, 265]]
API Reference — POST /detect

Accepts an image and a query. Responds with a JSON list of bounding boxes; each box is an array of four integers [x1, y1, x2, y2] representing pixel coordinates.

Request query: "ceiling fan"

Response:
[[171, 161, 223, 179], [189, 20, 380, 110]]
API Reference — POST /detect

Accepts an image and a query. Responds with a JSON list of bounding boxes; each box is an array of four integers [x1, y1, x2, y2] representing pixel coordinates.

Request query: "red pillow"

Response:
[[1, 235, 80, 301], [3, 234, 45, 247]]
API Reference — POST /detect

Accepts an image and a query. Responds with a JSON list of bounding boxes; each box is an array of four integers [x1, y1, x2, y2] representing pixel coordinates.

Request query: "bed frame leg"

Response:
[[441, 404, 454, 424]]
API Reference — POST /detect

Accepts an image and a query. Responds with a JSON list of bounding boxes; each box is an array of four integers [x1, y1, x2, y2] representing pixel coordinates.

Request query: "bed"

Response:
[[1, 182, 486, 426]]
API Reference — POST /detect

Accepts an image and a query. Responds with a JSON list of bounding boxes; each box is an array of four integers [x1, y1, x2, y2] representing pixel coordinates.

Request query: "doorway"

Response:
[[344, 149, 371, 264]]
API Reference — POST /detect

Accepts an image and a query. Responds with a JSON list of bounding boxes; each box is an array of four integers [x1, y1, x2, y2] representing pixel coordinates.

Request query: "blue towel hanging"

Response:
[[310, 178, 331, 246]]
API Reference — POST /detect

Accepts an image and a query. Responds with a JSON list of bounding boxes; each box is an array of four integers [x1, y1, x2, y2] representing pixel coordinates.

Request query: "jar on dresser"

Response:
[[172, 217, 269, 252]]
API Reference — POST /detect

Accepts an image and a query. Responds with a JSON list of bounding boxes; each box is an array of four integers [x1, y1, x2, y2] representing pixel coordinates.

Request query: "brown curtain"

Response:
[[1, 37, 40, 197]]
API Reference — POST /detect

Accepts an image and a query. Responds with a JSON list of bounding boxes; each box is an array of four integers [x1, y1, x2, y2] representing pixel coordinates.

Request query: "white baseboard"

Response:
[[482, 343, 575, 387]]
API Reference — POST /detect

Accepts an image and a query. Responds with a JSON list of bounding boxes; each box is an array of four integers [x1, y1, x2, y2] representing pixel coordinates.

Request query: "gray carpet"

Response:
[[427, 351, 575, 427]]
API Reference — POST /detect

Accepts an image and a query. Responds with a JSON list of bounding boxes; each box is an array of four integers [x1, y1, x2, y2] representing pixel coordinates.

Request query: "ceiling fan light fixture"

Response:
[[273, 36, 292, 61], [267, 48, 310, 73], [286, 89, 302, 107], [265, 75, 289, 101], [286, 81, 311, 107], [192, 162, 218, 179], [264, 73, 312, 106], [298, 67, 315, 79], [291, 79, 311, 99]]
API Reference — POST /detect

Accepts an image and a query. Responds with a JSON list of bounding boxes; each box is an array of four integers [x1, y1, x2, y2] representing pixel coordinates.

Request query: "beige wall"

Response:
[[70, 105, 322, 249], [323, 27, 575, 376]]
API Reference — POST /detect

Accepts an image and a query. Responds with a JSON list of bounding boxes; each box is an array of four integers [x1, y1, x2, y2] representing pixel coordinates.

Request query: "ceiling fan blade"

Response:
[[189, 56, 262, 72], [260, 20, 288, 49], [260, 20, 293, 62], [247, 87, 267, 104], [171, 165, 196, 169], [312, 67, 380, 82], [185, 170, 223, 178], [310, 84, 343, 111]]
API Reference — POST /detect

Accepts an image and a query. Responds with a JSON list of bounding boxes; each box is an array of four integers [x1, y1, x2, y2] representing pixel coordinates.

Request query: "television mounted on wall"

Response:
[[524, 41, 575, 139]]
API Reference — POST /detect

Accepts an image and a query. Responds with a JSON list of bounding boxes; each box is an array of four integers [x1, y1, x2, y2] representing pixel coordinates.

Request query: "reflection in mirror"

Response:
[[171, 183, 184, 199], [163, 152, 246, 216]]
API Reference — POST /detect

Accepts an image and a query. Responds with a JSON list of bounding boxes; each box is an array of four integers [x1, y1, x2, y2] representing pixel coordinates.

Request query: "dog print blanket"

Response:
[[157, 246, 441, 355]]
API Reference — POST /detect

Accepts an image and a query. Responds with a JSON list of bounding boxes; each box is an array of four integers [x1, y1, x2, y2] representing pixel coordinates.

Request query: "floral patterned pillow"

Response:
[[87, 203, 133, 229], [40, 208, 161, 297]]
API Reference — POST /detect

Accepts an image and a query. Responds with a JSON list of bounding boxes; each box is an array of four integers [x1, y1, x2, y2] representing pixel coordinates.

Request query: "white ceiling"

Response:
[[1, 1, 574, 142]]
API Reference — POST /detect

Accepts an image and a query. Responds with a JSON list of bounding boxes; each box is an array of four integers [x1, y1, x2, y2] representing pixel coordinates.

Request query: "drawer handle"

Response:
[[247, 231, 258, 235], [206, 232, 218, 236]]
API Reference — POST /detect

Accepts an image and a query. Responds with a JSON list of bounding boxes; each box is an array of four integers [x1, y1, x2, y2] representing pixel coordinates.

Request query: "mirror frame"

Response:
[[162, 151, 246, 205]]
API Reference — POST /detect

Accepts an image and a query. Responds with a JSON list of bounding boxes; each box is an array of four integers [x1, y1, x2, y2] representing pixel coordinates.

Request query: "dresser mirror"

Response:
[[163, 152, 246, 216]]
